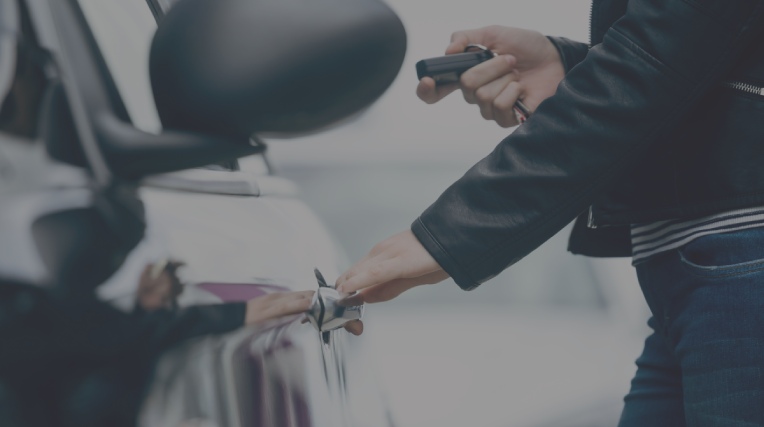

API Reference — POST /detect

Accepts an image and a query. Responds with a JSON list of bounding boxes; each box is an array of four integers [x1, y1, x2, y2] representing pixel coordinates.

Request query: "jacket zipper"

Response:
[[723, 81, 764, 97]]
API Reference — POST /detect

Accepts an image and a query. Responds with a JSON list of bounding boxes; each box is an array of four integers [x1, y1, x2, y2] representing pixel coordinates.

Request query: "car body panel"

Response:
[[96, 165, 394, 427], [3, 0, 395, 425]]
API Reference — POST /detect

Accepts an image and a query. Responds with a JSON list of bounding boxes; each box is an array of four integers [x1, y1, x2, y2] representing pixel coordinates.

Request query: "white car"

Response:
[[0, 0, 405, 426]]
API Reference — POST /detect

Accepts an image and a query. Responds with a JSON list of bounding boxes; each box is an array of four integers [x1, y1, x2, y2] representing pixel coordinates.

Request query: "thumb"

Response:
[[447, 27, 492, 54], [446, 30, 476, 54]]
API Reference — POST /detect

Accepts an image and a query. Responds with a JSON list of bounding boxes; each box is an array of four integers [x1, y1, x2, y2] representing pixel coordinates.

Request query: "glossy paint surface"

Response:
[[97, 165, 382, 427]]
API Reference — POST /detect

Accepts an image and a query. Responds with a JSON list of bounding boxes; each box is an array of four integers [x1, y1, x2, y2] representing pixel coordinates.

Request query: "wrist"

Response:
[[545, 36, 589, 74]]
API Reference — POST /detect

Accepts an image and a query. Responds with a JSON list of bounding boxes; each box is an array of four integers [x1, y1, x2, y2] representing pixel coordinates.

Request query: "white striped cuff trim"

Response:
[[631, 208, 764, 244], [632, 222, 764, 263]]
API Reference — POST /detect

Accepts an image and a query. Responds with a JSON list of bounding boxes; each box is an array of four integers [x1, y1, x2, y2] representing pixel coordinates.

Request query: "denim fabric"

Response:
[[619, 227, 764, 427]]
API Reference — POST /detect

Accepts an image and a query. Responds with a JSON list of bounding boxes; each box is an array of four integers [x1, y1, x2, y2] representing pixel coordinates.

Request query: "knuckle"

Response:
[[459, 74, 476, 91], [493, 97, 512, 111], [495, 119, 508, 128], [501, 56, 516, 71], [367, 264, 384, 280], [475, 87, 492, 104], [373, 238, 392, 253], [450, 31, 465, 42], [462, 91, 475, 105], [496, 116, 516, 128], [479, 106, 492, 121]]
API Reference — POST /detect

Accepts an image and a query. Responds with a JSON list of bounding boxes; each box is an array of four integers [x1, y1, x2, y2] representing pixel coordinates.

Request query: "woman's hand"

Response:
[[417, 25, 565, 127], [336, 230, 450, 304]]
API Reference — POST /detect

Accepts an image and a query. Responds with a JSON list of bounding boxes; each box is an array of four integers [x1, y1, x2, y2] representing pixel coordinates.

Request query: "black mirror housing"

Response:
[[149, 0, 406, 138]]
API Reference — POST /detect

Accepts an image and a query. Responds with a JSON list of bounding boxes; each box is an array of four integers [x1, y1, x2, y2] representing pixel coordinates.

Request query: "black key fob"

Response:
[[416, 50, 494, 85], [415, 44, 532, 124]]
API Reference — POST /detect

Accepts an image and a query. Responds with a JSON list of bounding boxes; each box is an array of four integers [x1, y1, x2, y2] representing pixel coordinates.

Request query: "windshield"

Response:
[[77, 0, 161, 134]]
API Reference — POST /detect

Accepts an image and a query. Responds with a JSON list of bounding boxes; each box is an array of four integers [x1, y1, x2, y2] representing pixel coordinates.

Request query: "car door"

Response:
[[11, 0, 393, 426]]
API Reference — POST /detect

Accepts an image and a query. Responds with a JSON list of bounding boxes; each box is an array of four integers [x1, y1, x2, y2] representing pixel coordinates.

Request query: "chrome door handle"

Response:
[[306, 268, 364, 332]]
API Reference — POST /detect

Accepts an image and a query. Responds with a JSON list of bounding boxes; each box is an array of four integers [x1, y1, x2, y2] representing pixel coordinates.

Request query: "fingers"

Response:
[[460, 55, 516, 104], [447, 31, 471, 54], [343, 320, 364, 336], [448, 26, 495, 54], [458, 56, 525, 128], [337, 230, 443, 296], [419, 26, 506, 105], [493, 81, 524, 128], [359, 279, 418, 304], [477, 80, 525, 127], [336, 235, 395, 286], [337, 258, 402, 295], [338, 292, 365, 307], [475, 74, 514, 121], [302, 316, 363, 336], [416, 78, 458, 104], [357, 270, 450, 304]]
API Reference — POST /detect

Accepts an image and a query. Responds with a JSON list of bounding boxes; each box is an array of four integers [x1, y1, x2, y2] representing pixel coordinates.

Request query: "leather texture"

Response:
[[411, 0, 764, 290]]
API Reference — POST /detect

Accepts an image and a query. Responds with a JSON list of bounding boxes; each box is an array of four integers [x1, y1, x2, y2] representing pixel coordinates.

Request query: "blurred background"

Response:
[[266, 1, 650, 426]]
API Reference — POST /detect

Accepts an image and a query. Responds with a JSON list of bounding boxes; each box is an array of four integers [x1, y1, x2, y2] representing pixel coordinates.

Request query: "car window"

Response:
[[77, 0, 161, 134]]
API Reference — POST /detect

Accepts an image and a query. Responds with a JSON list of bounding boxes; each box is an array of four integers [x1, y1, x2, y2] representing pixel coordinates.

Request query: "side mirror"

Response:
[[149, 0, 406, 138], [35, 0, 266, 180]]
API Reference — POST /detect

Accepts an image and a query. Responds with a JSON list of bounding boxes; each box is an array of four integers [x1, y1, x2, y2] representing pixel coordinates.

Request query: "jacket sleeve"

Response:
[[546, 36, 589, 74], [411, 0, 764, 290]]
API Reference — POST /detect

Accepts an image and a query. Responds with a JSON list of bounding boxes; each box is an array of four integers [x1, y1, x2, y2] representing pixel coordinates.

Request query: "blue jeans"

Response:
[[619, 228, 764, 427]]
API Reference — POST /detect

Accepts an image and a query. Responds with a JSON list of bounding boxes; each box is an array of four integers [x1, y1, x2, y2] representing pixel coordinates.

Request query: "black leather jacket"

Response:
[[411, 0, 764, 290]]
